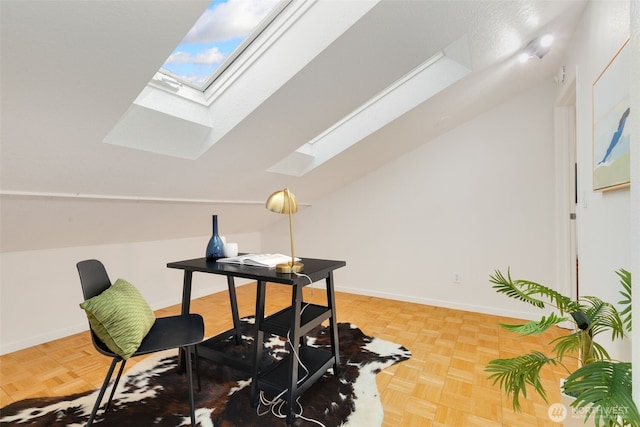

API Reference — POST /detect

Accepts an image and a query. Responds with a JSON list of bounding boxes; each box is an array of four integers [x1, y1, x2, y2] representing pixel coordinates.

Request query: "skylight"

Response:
[[160, 0, 284, 90], [267, 36, 472, 177], [104, 0, 379, 159]]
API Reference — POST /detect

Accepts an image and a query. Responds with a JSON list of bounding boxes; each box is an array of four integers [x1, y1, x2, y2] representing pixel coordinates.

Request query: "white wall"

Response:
[[569, 0, 632, 362], [264, 79, 559, 321], [0, 232, 260, 354]]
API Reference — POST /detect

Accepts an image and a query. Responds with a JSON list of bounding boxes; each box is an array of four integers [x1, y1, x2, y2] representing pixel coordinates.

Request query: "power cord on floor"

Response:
[[258, 391, 326, 426]]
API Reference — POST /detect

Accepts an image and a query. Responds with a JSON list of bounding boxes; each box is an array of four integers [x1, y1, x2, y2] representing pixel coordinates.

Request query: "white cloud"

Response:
[[182, 0, 281, 44], [166, 47, 225, 66], [165, 51, 193, 65], [193, 47, 226, 65]]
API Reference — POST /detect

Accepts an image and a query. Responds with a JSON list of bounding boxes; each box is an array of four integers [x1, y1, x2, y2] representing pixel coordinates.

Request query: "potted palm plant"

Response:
[[485, 268, 638, 426]]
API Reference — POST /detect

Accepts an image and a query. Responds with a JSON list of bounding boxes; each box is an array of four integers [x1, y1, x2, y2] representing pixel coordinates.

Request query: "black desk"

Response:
[[167, 256, 346, 424]]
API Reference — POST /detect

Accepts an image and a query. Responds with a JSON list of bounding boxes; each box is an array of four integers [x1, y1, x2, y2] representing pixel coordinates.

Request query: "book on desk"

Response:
[[216, 253, 300, 268]]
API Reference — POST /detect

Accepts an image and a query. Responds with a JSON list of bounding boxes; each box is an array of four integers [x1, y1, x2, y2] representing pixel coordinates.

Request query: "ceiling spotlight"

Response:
[[518, 52, 532, 63], [519, 33, 554, 62], [539, 34, 554, 47]]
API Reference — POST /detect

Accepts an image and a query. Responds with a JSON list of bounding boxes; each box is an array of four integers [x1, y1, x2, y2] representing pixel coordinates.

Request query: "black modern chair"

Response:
[[77, 259, 204, 426]]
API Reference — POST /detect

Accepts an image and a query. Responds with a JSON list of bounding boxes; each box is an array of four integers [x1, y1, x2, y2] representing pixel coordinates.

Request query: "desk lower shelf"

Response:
[[197, 328, 253, 372], [260, 303, 331, 337], [256, 346, 335, 397]]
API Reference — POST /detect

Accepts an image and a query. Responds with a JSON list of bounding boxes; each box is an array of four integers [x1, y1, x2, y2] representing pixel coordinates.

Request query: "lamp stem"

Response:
[[287, 189, 296, 267]]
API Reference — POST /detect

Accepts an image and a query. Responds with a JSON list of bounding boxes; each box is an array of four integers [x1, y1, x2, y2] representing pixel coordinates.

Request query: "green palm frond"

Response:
[[580, 296, 625, 341], [563, 361, 640, 427], [550, 318, 613, 365], [500, 312, 567, 336], [617, 268, 632, 332], [550, 330, 582, 361], [589, 340, 612, 362], [490, 269, 575, 313], [490, 269, 545, 308], [485, 351, 557, 412]]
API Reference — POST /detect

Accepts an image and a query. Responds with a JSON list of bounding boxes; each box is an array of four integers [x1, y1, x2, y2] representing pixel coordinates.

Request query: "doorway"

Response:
[[555, 77, 578, 301]]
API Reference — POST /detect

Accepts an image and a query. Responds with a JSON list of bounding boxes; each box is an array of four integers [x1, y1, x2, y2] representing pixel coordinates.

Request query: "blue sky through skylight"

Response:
[[161, 0, 281, 89]]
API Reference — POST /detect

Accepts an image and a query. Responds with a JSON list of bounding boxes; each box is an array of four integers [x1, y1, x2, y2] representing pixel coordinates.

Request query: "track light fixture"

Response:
[[518, 34, 554, 63]]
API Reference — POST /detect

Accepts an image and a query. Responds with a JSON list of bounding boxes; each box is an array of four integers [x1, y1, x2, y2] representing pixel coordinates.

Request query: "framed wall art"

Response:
[[592, 39, 630, 191]]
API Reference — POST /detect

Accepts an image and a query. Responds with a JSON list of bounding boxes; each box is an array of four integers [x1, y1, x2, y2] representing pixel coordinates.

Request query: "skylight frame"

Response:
[[159, 0, 291, 92]]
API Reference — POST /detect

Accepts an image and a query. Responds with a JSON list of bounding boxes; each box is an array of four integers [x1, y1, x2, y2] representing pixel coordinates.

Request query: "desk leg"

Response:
[[285, 284, 303, 424], [178, 271, 193, 373], [326, 272, 340, 376], [250, 280, 266, 408], [226, 276, 241, 344], [292, 285, 306, 347], [181, 271, 193, 315]]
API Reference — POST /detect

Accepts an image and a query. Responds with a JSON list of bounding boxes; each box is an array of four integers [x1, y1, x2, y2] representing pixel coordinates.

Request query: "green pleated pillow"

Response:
[[80, 278, 155, 359]]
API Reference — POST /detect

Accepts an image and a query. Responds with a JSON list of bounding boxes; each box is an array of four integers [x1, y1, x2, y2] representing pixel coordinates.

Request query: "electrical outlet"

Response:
[[453, 272, 461, 283]]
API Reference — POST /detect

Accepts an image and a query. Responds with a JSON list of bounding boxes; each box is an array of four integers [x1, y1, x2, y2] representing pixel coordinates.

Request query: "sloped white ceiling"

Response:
[[0, 0, 586, 252]]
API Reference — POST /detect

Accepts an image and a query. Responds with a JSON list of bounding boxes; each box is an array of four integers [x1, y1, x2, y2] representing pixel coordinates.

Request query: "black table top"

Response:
[[167, 257, 346, 286]]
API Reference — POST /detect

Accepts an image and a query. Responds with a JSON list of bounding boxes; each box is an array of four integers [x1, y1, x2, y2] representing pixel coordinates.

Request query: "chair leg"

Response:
[[194, 346, 201, 392], [104, 359, 127, 412], [185, 346, 196, 426], [87, 358, 119, 426]]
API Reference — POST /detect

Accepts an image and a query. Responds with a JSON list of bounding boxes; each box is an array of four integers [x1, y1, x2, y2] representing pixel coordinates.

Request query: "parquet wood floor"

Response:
[[0, 282, 576, 426]]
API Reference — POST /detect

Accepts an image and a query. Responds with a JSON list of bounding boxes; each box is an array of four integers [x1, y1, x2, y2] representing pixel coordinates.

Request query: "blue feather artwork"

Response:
[[598, 107, 630, 165], [593, 40, 630, 191], [593, 103, 630, 190]]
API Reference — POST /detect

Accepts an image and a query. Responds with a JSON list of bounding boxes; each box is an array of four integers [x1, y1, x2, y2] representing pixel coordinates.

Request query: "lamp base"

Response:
[[275, 261, 304, 273]]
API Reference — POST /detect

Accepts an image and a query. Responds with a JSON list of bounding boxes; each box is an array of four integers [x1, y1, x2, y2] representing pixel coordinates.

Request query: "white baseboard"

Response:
[[0, 323, 88, 355], [335, 285, 541, 322]]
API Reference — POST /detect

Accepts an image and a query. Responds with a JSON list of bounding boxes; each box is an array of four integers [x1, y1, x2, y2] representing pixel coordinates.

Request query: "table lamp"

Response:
[[265, 188, 304, 273]]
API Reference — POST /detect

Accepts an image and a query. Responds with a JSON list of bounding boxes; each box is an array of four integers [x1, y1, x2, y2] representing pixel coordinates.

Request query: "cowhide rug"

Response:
[[1, 320, 410, 426]]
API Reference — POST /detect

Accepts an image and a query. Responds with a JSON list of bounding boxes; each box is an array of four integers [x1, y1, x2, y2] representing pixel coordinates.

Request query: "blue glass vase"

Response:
[[205, 215, 224, 260]]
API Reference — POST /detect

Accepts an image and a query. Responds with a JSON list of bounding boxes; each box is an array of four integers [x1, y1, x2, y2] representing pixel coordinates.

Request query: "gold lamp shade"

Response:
[[265, 188, 298, 214], [266, 188, 304, 273]]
